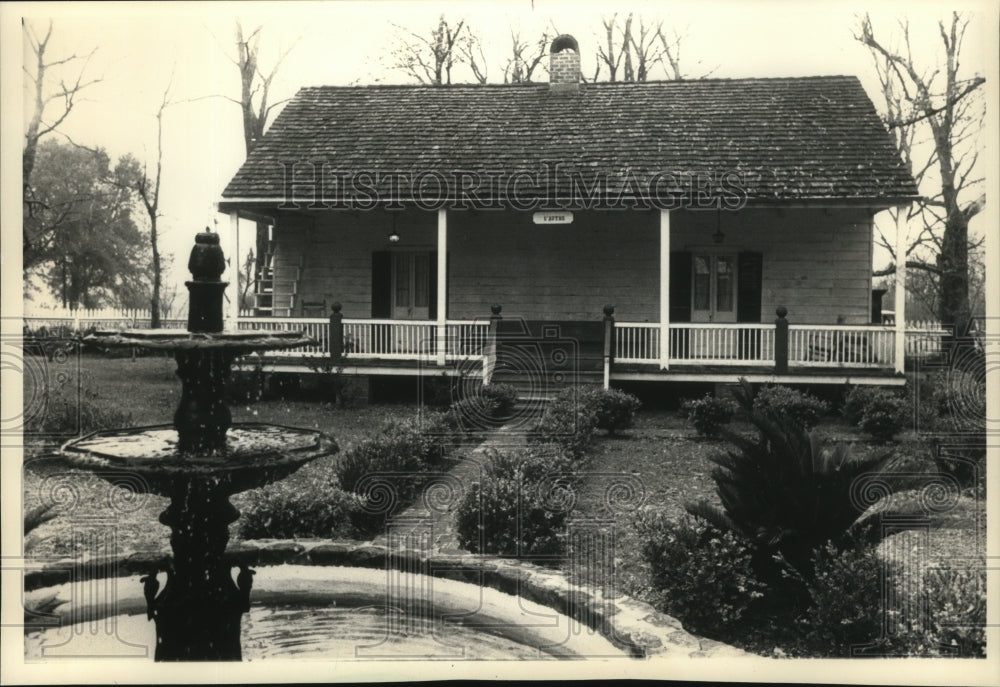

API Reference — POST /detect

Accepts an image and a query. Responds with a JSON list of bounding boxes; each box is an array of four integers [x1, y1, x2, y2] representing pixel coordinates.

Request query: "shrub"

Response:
[[530, 388, 599, 460], [792, 541, 889, 655], [454, 448, 572, 558], [841, 385, 879, 425], [634, 511, 767, 638], [480, 383, 519, 417], [238, 470, 358, 540], [686, 380, 910, 581], [681, 393, 737, 438], [752, 385, 829, 429], [896, 565, 986, 657], [858, 393, 911, 442], [449, 383, 519, 431], [576, 387, 642, 436], [336, 416, 454, 507]]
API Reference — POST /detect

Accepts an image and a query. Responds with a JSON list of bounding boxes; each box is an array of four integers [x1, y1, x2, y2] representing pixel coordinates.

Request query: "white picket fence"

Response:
[[22, 306, 187, 332], [905, 320, 948, 359]]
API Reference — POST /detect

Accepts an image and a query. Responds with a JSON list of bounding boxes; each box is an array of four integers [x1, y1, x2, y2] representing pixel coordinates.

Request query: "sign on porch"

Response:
[[533, 211, 573, 224]]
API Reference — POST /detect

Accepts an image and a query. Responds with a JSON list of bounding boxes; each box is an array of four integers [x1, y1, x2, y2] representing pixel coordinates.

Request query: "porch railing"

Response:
[[788, 325, 896, 368], [615, 321, 897, 370], [615, 322, 775, 366], [237, 316, 489, 362]]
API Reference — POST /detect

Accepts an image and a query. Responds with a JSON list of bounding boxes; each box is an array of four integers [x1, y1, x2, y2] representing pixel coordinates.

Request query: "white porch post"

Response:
[[228, 211, 240, 331], [659, 209, 671, 369], [436, 208, 448, 366], [893, 206, 907, 373]]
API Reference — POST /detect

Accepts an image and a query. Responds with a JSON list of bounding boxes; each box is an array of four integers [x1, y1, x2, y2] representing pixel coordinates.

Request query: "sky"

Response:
[[4, 0, 996, 312]]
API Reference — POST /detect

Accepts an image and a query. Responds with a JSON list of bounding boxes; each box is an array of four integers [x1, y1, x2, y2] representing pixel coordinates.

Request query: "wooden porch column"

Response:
[[436, 209, 448, 366], [893, 207, 907, 373], [659, 209, 671, 369], [227, 211, 240, 331]]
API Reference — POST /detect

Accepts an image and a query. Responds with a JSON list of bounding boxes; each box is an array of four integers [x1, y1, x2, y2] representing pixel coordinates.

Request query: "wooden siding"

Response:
[[269, 207, 873, 324]]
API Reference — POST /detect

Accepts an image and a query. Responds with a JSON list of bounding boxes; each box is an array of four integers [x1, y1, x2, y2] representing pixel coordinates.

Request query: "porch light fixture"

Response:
[[713, 211, 725, 244], [388, 214, 400, 243]]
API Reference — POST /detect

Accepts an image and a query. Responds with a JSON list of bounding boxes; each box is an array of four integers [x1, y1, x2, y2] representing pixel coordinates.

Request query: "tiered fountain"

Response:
[[60, 231, 337, 661]]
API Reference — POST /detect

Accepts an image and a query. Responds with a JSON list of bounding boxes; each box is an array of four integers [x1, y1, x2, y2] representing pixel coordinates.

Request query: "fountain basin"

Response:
[[23, 542, 748, 660], [60, 424, 336, 495], [25, 566, 627, 660]]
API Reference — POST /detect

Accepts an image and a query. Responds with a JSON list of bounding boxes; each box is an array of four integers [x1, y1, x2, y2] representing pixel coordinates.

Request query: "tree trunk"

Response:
[[151, 217, 162, 328]]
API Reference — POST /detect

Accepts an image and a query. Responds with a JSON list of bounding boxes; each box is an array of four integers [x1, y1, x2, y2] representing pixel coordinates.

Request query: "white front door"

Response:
[[691, 253, 737, 323], [391, 252, 431, 320]]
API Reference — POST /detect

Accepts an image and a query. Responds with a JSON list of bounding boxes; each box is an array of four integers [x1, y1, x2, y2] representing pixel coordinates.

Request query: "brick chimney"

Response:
[[549, 35, 580, 94]]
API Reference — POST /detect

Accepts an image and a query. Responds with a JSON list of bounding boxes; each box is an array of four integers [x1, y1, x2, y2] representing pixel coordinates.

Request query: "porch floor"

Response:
[[237, 354, 904, 386]]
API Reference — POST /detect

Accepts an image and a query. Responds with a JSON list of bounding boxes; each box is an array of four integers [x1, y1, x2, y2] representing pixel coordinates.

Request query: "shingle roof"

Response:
[[221, 76, 918, 206]]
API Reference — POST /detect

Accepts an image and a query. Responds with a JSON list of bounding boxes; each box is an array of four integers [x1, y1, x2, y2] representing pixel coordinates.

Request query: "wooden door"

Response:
[[691, 253, 737, 324], [391, 252, 431, 320]]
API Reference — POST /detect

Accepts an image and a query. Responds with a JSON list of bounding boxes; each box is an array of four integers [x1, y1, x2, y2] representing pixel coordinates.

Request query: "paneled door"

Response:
[[391, 252, 431, 320]]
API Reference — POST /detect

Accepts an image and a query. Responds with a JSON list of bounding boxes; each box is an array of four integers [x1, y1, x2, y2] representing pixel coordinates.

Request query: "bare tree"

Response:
[[460, 30, 489, 85], [22, 19, 102, 264], [595, 14, 630, 82], [592, 14, 714, 82], [116, 79, 172, 328], [503, 28, 550, 84], [391, 15, 467, 85], [218, 22, 298, 313], [857, 12, 986, 331], [234, 21, 297, 155]]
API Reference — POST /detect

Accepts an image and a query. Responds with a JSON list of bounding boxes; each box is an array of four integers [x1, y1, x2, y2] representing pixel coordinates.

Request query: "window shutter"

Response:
[[371, 251, 391, 318], [669, 252, 692, 323], [736, 252, 763, 323]]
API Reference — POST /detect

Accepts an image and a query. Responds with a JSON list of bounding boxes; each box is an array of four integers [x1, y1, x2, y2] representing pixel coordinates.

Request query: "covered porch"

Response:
[[221, 204, 910, 387]]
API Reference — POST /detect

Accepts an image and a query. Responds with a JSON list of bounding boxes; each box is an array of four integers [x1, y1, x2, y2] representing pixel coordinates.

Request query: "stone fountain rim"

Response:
[[59, 422, 337, 471], [81, 329, 317, 352], [23, 539, 748, 660]]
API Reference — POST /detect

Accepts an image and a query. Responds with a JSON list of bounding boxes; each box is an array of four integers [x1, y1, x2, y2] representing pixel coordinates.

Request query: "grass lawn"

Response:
[[21, 354, 428, 558]]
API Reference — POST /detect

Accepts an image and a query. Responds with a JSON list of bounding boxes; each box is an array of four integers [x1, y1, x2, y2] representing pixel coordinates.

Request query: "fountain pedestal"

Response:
[[60, 230, 337, 661]]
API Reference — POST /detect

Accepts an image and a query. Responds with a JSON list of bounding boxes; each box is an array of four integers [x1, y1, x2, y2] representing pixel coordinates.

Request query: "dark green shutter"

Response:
[[371, 251, 391, 318], [736, 252, 763, 323], [669, 252, 692, 323], [736, 252, 763, 360]]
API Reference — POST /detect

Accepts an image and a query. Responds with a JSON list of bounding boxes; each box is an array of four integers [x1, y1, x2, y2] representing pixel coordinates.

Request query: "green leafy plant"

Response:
[[681, 393, 737, 438], [454, 448, 573, 559], [790, 541, 890, 655], [895, 565, 986, 657], [858, 393, 911, 442], [238, 469, 358, 540], [576, 387, 642, 436], [634, 510, 767, 638], [752, 385, 829, 429], [845, 385, 912, 441], [529, 388, 599, 460], [686, 380, 906, 580]]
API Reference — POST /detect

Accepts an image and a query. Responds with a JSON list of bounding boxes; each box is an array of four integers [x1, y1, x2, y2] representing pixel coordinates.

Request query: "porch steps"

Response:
[[490, 368, 605, 402]]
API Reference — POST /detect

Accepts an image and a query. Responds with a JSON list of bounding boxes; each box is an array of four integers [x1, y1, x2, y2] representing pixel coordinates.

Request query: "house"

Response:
[[218, 35, 918, 395]]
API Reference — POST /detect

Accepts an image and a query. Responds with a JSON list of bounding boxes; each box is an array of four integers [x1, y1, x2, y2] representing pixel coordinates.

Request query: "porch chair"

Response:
[[299, 298, 328, 317]]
